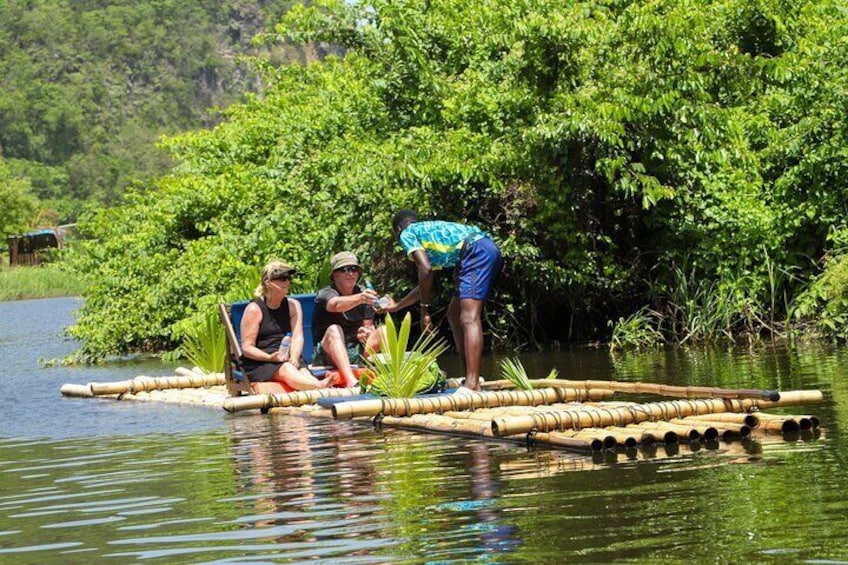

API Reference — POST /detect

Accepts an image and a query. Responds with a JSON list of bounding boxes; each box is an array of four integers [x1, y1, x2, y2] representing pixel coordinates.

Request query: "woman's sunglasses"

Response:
[[269, 274, 293, 282]]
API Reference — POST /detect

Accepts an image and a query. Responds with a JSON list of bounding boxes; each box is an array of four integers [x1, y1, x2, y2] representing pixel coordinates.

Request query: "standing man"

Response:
[[388, 210, 502, 392], [312, 251, 384, 387]]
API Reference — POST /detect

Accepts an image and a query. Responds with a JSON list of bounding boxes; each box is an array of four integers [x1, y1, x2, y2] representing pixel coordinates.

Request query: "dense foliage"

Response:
[[0, 0, 330, 229], [67, 0, 848, 359]]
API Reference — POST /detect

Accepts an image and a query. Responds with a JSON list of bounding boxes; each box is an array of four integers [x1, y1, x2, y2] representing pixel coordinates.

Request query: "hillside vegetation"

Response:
[[0, 0, 335, 236], [65, 0, 848, 360]]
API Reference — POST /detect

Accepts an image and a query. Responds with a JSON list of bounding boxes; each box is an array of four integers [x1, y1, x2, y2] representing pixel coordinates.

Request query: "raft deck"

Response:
[[61, 368, 826, 456]]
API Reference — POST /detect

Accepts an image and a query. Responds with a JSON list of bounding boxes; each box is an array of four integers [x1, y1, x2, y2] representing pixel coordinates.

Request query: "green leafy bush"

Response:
[[66, 0, 848, 358]]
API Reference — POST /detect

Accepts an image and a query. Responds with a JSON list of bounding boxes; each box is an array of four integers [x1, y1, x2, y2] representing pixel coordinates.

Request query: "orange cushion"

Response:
[[250, 382, 288, 395]]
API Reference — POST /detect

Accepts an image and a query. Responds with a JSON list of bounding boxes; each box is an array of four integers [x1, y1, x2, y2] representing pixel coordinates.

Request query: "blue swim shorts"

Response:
[[455, 236, 502, 301]]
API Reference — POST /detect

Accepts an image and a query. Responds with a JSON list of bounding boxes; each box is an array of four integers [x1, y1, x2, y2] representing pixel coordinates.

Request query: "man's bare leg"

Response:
[[321, 324, 357, 387], [459, 298, 484, 390]]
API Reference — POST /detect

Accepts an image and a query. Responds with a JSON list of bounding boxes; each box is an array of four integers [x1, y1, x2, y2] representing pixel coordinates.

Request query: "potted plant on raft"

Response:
[[362, 312, 448, 398]]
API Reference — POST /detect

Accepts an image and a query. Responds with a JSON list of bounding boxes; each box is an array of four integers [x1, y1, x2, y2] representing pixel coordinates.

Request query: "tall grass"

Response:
[[610, 257, 793, 349], [0, 263, 86, 301]]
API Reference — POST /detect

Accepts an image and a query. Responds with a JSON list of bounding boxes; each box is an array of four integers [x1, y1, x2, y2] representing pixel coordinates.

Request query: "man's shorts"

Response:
[[312, 340, 364, 367], [455, 236, 502, 301]]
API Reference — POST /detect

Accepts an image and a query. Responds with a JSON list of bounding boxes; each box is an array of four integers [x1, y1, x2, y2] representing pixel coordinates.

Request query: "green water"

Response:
[[1, 298, 847, 563]]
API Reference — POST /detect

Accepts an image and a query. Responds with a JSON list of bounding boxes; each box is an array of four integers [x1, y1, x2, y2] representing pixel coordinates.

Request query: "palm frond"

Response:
[[181, 308, 227, 374], [499, 357, 534, 391], [365, 313, 447, 398]]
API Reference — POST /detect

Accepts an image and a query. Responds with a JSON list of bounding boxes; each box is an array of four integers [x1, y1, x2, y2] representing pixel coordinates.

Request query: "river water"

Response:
[[1, 297, 847, 563]]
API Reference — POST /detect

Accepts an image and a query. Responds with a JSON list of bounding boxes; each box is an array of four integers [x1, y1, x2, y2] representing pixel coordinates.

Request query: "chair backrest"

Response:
[[230, 293, 317, 363]]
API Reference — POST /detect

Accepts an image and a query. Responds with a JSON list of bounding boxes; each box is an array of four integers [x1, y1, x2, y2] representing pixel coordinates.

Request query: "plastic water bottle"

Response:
[[364, 279, 390, 310], [278, 331, 292, 361]]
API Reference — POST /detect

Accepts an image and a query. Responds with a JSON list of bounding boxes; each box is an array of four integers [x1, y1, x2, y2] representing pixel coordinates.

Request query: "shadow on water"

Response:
[[0, 298, 848, 562]]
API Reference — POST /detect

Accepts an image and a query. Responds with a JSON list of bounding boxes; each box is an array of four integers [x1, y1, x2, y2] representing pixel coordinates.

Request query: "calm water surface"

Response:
[[1, 297, 847, 563]]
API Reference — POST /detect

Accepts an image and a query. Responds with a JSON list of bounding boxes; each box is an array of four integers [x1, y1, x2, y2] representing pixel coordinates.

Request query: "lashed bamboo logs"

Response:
[[757, 416, 799, 433], [630, 420, 711, 441], [480, 379, 782, 401], [90, 373, 225, 395], [381, 414, 495, 437], [490, 391, 823, 437], [597, 428, 639, 448], [491, 398, 753, 437], [222, 387, 360, 413], [61, 370, 226, 397], [606, 426, 659, 446], [753, 413, 816, 433], [379, 414, 618, 452], [331, 388, 612, 420], [754, 413, 820, 431], [665, 419, 723, 441], [531, 430, 616, 452], [673, 418, 751, 439]]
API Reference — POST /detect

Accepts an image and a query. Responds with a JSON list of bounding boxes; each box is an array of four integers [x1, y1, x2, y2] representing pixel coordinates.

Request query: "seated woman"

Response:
[[240, 260, 332, 392]]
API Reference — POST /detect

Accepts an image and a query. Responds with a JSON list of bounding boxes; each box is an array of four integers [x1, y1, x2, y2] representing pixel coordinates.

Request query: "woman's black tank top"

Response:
[[249, 296, 292, 354]]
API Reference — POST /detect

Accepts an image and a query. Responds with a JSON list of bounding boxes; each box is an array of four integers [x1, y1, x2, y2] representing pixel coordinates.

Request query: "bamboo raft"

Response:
[[61, 371, 826, 456], [223, 382, 824, 454]]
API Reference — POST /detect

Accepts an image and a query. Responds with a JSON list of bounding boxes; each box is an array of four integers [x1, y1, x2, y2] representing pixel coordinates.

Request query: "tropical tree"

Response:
[[67, 0, 848, 359]]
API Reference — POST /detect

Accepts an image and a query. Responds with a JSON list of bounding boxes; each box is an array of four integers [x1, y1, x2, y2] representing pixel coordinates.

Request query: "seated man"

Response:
[[311, 251, 385, 387]]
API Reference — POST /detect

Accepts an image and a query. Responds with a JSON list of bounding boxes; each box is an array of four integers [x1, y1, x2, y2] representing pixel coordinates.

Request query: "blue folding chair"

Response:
[[218, 294, 316, 397]]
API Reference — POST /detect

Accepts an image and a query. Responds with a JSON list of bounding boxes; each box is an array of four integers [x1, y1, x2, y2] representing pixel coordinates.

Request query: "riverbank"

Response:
[[0, 262, 86, 301]]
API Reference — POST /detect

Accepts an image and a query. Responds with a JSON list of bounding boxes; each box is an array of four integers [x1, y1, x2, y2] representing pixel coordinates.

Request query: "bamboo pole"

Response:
[[755, 390, 824, 407], [795, 415, 820, 430], [598, 428, 639, 448], [331, 388, 607, 420], [665, 419, 723, 441], [60, 383, 93, 397], [754, 414, 801, 433], [755, 413, 820, 431], [481, 379, 781, 401], [531, 430, 616, 452], [222, 387, 360, 413], [605, 426, 658, 446], [490, 397, 756, 437], [381, 414, 496, 436], [88, 372, 225, 396], [376, 412, 616, 453], [684, 413, 759, 428], [672, 418, 751, 439], [490, 390, 824, 437], [625, 425, 677, 444], [630, 421, 711, 442]]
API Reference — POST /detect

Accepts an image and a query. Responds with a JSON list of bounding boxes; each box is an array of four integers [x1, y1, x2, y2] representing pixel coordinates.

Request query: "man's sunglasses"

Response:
[[335, 266, 360, 274]]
